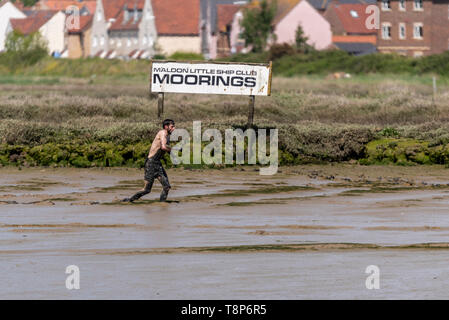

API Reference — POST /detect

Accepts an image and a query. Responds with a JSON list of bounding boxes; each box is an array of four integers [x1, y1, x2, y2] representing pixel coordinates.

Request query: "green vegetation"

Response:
[[240, 0, 277, 53], [1, 66, 449, 167], [0, 31, 48, 72], [4, 49, 449, 77]]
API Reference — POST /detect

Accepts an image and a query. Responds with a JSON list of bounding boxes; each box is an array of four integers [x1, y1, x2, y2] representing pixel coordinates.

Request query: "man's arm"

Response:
[[160, 130, 171, 152]]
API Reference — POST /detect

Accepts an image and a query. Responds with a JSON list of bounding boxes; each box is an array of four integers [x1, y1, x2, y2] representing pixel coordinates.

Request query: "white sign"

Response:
[[150, 61, 272, 96]]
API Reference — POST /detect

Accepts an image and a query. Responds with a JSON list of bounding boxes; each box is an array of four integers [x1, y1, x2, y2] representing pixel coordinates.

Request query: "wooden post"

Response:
[[247, 95, 255, 128], [432, 76, 437, 105], [158, 92, 164, 119]]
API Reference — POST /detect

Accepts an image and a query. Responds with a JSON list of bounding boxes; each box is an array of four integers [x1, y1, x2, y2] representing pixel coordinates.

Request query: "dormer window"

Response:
[[382, 0, 391, 10]]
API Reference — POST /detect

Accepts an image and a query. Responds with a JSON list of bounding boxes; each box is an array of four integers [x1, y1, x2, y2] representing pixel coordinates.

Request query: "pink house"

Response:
[[206, 0, 332, 58], [272, 0, 332, 49]]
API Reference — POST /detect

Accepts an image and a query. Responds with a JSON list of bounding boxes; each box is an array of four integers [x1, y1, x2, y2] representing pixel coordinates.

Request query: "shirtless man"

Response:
[[122, 119, 175, 203]]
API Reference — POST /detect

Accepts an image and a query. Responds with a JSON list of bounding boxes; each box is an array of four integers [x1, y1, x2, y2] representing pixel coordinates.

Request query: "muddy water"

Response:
[[1, 165, 449, 299]]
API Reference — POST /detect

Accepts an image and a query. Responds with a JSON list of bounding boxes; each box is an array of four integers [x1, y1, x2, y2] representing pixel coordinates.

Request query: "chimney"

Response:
[[123, 4, 129, 23], [133, 3, 138, 22]]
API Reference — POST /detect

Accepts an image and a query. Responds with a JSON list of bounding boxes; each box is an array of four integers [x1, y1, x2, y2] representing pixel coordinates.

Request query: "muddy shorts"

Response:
[[144, 157, 170, 189]]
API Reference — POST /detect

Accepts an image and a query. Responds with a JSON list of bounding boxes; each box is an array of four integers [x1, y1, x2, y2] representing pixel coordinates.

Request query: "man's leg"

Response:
[[127, 179, 154, 202], [122, 158, 154, 202], [157, 166, 171, 202]]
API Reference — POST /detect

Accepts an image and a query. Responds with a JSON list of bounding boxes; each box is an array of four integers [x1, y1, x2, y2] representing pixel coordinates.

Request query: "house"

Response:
[[0, 0, 26, 51], [324, 2, 377, 55], [200, 0, 248, 59], [216, 3, 242, 57], [35, 0, 97, 15], [306, 0, 331, 14], [8, 10, 66, 55], [91, 0, 157, 59], [152, 0, 202, 56], [67, 15, 93, 58], [271, 0, 332, 49], [377, 0, 449, 56]]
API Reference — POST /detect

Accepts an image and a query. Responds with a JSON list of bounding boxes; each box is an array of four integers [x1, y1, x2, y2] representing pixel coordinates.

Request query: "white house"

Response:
[[8, 10, 66, 55], [0, 0, 26, 51]]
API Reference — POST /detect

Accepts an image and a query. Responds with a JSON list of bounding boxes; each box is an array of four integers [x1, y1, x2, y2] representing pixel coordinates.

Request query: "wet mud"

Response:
[[1, 164, 449, 298]]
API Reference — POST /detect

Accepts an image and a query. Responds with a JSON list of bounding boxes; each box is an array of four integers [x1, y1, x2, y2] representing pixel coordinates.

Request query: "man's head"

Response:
[[162, 119, 175, 134]]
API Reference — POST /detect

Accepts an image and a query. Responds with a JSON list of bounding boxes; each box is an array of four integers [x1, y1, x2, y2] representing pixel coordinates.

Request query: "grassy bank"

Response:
[[1, 74, 449, 167], [2, 49, 449, 78]]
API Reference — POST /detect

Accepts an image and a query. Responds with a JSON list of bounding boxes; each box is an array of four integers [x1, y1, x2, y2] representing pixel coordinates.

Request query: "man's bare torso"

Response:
[[148, 130, 170, 159]]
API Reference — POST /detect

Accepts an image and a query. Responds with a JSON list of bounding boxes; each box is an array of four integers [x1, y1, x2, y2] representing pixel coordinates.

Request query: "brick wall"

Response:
[[431, 0, 449, 54], [378, 0, 436, 56]]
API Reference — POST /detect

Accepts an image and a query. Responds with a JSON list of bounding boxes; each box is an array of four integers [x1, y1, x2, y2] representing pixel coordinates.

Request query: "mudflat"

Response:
[[1, 164, 449, 299]]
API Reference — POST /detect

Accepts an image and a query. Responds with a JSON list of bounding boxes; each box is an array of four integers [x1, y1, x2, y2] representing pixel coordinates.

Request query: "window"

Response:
[[93, 36, 98, 47], [414, 0, 423, 10], [100, 35, 105, 46], [117, 39, 122, 47], [382, 23, 391, 39], [97, 9, 102, 21], [399, 23, 406, 39], [413, 23, 423, 39], [143, 35, 147, 45], [413, 51, 423, 57], [148, 36, 153, 46], [350, 10, 358, 18], [382, 0, 391, 10], [399, 0, 406, 10], [127, 38, 131, 47]]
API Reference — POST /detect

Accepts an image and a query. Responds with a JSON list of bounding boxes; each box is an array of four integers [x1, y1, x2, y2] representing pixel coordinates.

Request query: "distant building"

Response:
[[8, 10, 66, 55], [271, 0, 332, 49], [0, 0, 26, 51], [67, 15, 93, 58], [324, 2, 377, 55], [90, 0, 201, 59], [35, 0, 97, 15], [377, 0, 449, 56], [210, 0, 332, 58], [152, 0, 202, 56], [91, 0, 158, 59]]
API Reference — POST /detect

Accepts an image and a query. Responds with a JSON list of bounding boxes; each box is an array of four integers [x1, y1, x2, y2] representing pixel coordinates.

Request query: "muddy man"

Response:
[[122, 119, 175, 203]]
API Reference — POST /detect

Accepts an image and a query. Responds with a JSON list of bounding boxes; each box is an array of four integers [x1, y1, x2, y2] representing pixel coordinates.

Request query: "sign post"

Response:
[[150, 60, 272, 125], [157, 92, 164, 118]]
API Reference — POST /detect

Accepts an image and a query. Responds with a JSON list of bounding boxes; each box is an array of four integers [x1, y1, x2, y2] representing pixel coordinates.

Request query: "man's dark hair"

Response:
[[162, 119, 175, 128]]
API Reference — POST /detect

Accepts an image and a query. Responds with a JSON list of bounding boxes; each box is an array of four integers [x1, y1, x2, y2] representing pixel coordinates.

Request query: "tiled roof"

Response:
[[217, 4, 241, 32], [109, 2, 144, 31], [152, 0, 200, 35], [332, 35, 376, 44], [306, 0, 329, 11], [67, 14, 93, 33], [40, 0, 97, 13], [245, 0, 302, 26], [10, 10, 57, 35], [331, 3, 376, 34], [102, 0, 127, 20], [101, 0, 143, 21]]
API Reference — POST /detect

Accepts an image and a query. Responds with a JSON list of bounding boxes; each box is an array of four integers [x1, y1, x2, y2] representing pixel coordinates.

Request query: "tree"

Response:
[[240, 0, 277, 53], [295, 25, 313, 53], [4, 30, 48, 69], [11, 0, 39, 7]]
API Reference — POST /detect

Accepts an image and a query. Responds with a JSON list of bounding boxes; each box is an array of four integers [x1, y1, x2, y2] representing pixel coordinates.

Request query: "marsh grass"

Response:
[[2, 75, 449, 166]]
